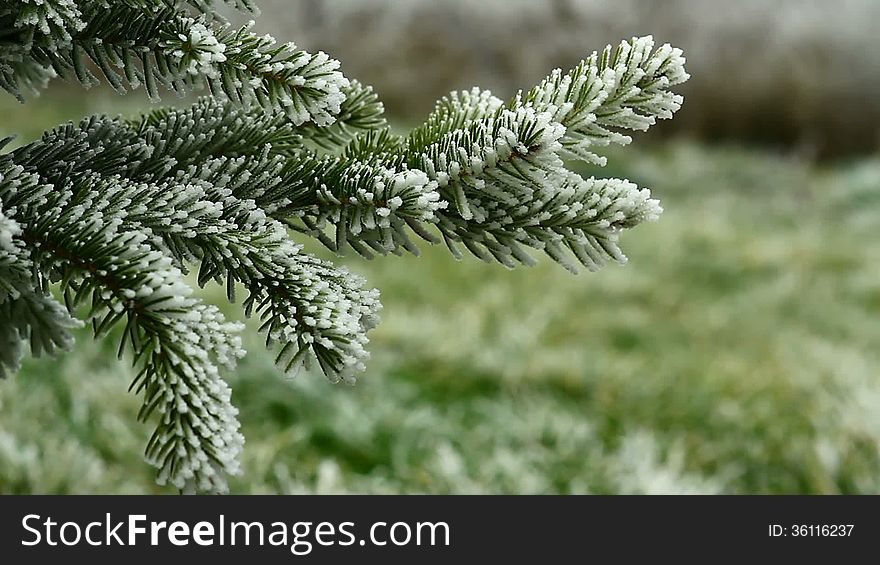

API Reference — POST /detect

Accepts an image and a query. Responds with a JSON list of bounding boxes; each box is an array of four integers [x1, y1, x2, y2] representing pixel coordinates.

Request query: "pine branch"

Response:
[[0, 0, 689, 493], [4, 161, 376, 484], [516, 35, 690, 165], [389, 36, 685, 270], [0, 201, 32, 303], [0, 290, 82, 378], [0, 0, 80, 99], [0, 200, 81, 377], [9, 111, 383, 385], [4, 1, 350, 125], [406, 87, 505, 158], [296, 80, 387, 152], [232, 37, 686, 266], [1, 163, 246, 492], [130, 96, 306, 160]]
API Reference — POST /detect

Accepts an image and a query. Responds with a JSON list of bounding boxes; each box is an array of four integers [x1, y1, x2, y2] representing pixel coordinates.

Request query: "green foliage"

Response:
[[0, 0, 688, 492]]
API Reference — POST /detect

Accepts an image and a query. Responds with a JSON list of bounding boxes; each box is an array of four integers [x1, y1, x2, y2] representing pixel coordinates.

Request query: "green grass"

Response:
[[2, 90, 880, 493]]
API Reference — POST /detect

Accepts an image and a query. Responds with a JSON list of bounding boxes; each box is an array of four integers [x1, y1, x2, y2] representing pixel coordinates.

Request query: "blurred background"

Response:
[[1, 0, 880, 494]]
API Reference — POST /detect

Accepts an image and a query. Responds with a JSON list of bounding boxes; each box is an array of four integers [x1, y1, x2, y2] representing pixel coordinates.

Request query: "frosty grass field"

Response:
[[1, 90, 879, 494]]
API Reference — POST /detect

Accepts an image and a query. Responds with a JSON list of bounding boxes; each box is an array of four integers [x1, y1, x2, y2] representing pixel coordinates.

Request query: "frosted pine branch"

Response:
[[0, 0, 688, 493], [518, 35, 690, 165], [2, 1, 349, 124]]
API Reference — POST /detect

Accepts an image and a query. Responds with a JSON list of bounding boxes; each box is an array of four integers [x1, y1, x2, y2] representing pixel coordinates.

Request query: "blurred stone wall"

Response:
[[247, 0, 880, 157]]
